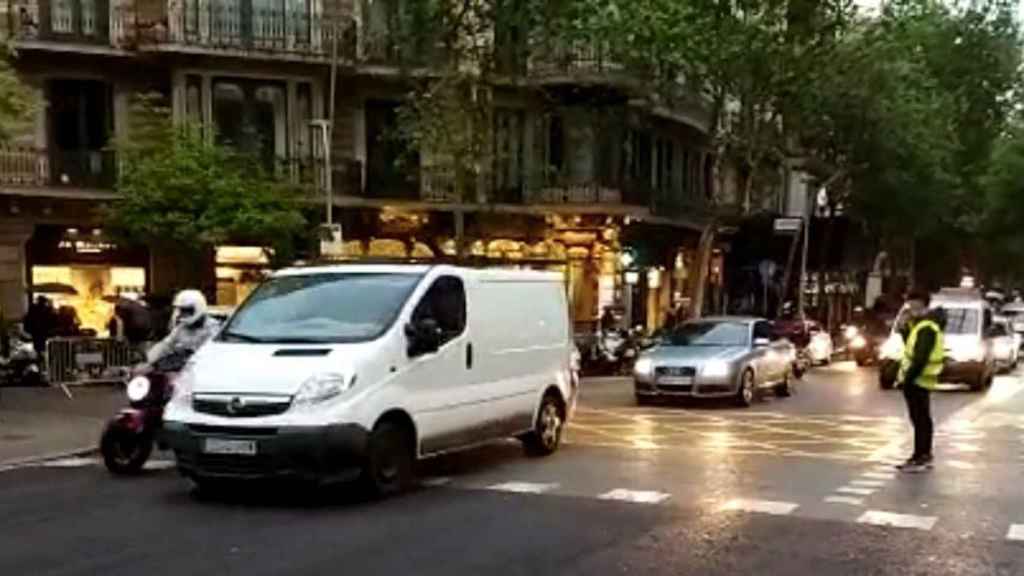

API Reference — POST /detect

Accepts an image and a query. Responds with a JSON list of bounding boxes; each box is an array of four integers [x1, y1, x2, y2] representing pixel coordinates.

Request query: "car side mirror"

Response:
[[406, 318, 441, 357], [753, 337, 771, 348]]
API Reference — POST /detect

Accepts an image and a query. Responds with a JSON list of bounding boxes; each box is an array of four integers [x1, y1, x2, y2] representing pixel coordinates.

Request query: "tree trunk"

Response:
[[690, 223, 716, 319]]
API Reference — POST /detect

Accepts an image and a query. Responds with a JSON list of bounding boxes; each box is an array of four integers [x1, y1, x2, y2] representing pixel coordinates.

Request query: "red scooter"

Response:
[[100, 349, 191, 475]]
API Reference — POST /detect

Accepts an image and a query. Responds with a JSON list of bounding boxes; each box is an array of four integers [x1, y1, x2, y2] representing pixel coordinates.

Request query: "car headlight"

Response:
[[126, 376, 151, 402], [702, 360, 731, 378], [293, 373, 357, 406], [633, 357, 654, 377], [851, 335, 867, 349]]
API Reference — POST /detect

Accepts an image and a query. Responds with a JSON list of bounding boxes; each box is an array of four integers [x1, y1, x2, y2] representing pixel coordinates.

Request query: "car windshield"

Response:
[[662, 321, 749, 347], [220, 273, 422, 344], [943, 307, 980, 335]]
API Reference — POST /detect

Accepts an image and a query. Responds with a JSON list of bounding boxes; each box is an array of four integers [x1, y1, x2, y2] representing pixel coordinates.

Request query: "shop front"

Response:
[[26, 226, 149, 336], [215, 246, 272, 307]]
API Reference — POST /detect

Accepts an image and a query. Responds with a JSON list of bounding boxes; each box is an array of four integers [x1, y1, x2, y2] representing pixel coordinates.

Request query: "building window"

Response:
[[655, 138, 674, 192], [493, 108, 524, 202], [546, 114, 564, 176], [212, 78, 288, 171], [186, 75, 203, 125]]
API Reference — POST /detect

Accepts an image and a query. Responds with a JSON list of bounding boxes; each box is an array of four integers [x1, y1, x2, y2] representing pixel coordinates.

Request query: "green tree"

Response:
[[0, 49, 37, 143], [106, 95, 308, 293]]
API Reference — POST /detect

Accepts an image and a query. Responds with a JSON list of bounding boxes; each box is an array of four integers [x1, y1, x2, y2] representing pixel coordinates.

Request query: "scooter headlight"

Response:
[[126, 376, 151, 402], [844, 326, 859, 340], [850, 335, 867, 349]]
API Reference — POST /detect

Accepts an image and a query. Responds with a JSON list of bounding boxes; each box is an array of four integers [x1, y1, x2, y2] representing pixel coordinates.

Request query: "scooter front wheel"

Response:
[[100, 423, 153, 475]]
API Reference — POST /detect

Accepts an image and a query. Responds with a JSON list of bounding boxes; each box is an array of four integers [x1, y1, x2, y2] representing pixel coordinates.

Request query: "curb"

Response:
[[0, 445, 99, 471]]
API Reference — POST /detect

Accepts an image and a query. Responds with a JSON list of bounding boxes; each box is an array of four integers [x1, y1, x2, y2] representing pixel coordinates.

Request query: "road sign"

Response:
[[773, 217, 803, 234]]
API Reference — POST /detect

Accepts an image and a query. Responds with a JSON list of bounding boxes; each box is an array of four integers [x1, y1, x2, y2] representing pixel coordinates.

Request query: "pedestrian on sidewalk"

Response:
[[896, 291, 946, 473]]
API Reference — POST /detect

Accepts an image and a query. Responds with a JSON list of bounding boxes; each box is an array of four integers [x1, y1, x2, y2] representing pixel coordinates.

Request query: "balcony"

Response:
[[121, 0, 355, 59], [3, 0, 122, 45], [0, 147, 117, 190], [526, 173, 651, 208]]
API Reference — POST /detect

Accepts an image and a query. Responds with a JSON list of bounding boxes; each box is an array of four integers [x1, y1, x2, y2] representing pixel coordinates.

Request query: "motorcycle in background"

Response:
[[582, 327, 641, 376], [0, 326, 44, 387], [100, 349, 192, 475]]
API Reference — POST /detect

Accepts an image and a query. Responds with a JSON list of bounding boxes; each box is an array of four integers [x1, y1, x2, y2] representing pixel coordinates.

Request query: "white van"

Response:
[[878, 288, 995, 391], [162, 264, 577, 494]]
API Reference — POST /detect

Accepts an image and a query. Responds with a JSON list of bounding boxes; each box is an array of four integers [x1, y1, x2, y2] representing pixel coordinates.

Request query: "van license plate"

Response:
[[203, 439, 256, 456]]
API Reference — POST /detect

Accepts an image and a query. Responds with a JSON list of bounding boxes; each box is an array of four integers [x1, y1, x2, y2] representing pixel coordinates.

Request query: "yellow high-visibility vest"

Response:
[[898, 319, 944, 390]]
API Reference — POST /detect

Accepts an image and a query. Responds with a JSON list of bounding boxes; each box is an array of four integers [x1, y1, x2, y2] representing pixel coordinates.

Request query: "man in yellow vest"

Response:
[[896, 291, 946, 473]]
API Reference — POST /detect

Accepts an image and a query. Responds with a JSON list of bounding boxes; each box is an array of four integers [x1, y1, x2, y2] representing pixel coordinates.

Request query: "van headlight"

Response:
[[294, 373, 357, 406], [880, 335, 903, 360], [702, 360, 731, 378], [633, 357, 654, 378], [126, 376, 151, 402]]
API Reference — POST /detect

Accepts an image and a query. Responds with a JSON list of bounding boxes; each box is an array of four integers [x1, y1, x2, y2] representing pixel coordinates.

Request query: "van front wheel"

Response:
[[361, 422, 414, 497], [522, 394, 564, 457]]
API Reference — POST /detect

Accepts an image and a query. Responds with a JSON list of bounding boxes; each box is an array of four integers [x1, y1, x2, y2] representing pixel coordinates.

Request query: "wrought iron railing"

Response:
[[0, 147, 116, 189], [155, 0, 325, 54]]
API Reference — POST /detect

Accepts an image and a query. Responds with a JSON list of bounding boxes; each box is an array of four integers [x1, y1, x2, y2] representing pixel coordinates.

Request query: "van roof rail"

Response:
[[289, 256, 569, 269]]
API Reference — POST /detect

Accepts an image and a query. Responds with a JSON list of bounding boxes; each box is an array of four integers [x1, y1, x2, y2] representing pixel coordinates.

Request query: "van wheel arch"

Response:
[[372, 410, 418, 458]]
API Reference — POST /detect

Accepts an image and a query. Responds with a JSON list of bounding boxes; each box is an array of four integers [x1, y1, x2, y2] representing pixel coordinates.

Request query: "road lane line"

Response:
[[486, 481, 559, 494], [719, 499, 798, 516], [39, 457, 99, 468], [836, 486, 876, 496], [1007, 524, 1024, 541], [599, 489, 671, 504], [858, 510, 937, 531], [144, 460, 176, 471], [850, 479, 887, 488], [945, 460, 975, 470], [863, 471, 897, 480], [824, 496, 864, 506], [421, 477, 452, 487]]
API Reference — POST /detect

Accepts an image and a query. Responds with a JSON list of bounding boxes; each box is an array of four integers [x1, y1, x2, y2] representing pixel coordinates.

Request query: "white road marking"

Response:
[[719, 498, 798, 516], [486, 481, 559, 494], [39, 457, 99, 468], [850, 479, 887, 488], [949, 442, 981, 453], [420, 477, 452, 488], [836, 486, 876, 496], [144, 460, 176, 471], [858, 510, 937, 531], [599, 489, 671, 505], [945, 460, 976, 470], [1007, 524, 1024, 541], [824, 496, 864, 506], [863, 471, 897, 480]]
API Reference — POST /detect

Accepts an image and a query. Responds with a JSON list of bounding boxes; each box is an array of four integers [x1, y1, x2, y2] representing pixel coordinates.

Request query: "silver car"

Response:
[[633, 317, 796, 407]]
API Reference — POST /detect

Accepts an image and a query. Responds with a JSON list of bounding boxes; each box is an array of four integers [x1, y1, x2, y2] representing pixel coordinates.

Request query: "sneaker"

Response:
[[897, 458, 930, 473]]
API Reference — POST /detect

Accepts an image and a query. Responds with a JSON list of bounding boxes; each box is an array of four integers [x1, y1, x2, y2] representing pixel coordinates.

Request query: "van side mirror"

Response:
[[406, 318, 442, 357], [753, 337, 771, 348]]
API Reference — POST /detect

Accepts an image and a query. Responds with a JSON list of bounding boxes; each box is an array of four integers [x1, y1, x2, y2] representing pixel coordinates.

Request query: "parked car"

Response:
[[162, 264, 577, 496], [991, 316, 1018, 373], [633, 317, 795, 407], [1001, 302, 1024, 346]]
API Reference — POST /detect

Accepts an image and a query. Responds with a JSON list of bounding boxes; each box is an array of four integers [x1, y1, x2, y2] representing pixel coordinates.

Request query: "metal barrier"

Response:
[[46, 338, 143, 386]]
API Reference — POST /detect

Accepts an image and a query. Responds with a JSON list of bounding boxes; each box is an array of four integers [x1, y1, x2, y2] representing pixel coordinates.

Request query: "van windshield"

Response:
[[220, 273, 422, 344], [943, 307, 980, 335]]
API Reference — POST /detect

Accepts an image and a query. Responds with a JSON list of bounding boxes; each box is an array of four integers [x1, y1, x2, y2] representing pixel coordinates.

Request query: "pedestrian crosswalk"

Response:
[[7, 452, 1024, 544]]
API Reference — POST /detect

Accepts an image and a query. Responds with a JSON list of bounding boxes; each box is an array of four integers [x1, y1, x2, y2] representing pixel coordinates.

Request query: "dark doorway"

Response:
[[364, 99, 419, 199]]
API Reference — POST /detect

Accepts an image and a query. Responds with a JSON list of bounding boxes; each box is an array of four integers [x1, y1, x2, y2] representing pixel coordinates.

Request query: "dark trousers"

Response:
[[903, 383, 933, 459]]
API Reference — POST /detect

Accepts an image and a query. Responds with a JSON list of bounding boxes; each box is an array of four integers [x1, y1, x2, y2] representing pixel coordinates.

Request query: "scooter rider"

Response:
[[146, 290, 220, 365]]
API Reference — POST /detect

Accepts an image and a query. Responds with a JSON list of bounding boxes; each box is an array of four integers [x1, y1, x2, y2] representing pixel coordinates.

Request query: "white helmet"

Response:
[[172, 289, 208, 327]]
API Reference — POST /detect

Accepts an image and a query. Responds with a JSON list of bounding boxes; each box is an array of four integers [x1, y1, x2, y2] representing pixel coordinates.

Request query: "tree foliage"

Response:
[[106, 95, 307, 264], [0, 49, 37, 144]]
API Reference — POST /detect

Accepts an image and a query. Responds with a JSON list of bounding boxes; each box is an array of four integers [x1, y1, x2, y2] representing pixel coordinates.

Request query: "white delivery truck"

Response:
[[162, 264, 577, 495]]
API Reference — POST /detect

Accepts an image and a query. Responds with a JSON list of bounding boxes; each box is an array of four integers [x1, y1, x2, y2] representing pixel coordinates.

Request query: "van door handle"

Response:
[[466, 343, 474, 370]]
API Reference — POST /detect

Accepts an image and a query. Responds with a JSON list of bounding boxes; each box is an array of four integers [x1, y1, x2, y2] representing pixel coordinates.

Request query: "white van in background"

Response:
[[162, 264, 577, 495]]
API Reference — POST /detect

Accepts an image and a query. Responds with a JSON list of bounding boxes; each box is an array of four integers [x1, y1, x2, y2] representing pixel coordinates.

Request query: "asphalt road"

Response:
[[3, 362, 1024, 575]]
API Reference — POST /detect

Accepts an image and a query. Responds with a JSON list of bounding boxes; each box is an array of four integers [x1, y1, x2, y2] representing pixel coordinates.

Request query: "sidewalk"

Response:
[[0, 386, 122, 467]]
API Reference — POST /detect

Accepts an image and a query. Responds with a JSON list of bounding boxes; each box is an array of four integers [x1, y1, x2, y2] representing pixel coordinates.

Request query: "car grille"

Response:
[[193, 394, 292, 418], [655, 366, 696, 377], [188, 424, 279, 437], [656, 383, 693, 394]]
